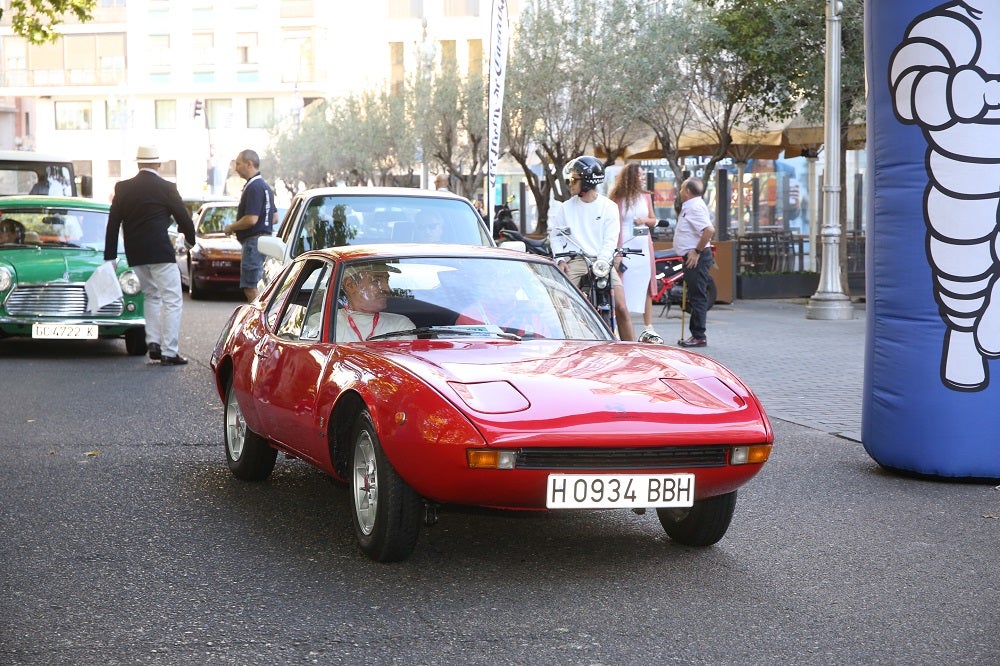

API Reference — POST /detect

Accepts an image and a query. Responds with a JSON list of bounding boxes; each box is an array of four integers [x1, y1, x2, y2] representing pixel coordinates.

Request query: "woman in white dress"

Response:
[[609, 163, 658, 336]]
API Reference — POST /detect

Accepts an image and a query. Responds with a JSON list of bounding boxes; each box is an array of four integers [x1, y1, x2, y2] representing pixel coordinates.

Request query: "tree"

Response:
[[341, 88, 416, 187], [662, 1, 795, 195], [262, 0, 867, 245], [503, 0, 624, 232], [453, 72, 489, 199], [582, 1, 647, 168], [627, 1, 706, 186], [3, 0, 96, 43], [699, 0, 865, 129], [265, 99, 337, 188], [701, 0, 817, 125], [698, 0, 865, 289], [417, 58, 488, 200]]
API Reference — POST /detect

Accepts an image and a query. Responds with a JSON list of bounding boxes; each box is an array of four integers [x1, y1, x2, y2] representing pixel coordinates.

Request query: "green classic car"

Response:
[[0, 196, 146, 355]]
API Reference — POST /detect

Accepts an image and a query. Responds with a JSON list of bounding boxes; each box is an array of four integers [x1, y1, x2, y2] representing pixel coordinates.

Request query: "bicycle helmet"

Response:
[[563, 156, 605, 194]]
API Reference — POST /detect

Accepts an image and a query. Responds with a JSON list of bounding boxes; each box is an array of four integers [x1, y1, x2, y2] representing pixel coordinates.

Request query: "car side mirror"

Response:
[[257, 235, 286, 261]]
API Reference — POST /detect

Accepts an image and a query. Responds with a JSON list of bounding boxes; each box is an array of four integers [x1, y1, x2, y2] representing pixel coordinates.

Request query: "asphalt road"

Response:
[[1, 295, 997, 665]]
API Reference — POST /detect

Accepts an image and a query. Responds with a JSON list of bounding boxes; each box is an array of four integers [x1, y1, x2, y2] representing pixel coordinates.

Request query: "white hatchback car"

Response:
[[257, 187, 497, 288]]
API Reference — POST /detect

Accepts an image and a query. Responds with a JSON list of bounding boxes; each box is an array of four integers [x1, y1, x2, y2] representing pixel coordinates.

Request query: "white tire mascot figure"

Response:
[[889, 2, 1000, 391]]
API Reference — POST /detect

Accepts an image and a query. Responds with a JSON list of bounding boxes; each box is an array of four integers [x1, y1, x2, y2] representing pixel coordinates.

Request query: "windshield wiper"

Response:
[[368, 325, 521, 341]]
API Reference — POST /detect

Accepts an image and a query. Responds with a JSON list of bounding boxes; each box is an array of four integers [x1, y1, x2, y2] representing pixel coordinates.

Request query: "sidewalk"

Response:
[[633, 298, 866, 441]]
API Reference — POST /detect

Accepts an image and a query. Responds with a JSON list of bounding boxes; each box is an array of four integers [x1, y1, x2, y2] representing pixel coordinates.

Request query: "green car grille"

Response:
[[3, 284, 124, 317]]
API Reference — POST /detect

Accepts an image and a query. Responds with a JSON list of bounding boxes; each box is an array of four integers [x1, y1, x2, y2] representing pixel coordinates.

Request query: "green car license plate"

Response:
[[32, 323, 98, 339]]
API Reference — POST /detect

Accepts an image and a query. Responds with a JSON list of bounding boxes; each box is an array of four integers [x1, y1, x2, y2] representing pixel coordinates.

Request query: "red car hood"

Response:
[[379, 340, 769, 444]]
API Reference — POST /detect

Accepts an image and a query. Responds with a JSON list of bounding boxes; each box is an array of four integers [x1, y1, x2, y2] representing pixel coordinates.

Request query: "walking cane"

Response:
[[680, 281, 687, 341]]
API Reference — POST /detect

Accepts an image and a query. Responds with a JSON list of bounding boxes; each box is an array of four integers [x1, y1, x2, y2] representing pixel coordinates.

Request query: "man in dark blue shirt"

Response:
[[224, 148, 275, 301]]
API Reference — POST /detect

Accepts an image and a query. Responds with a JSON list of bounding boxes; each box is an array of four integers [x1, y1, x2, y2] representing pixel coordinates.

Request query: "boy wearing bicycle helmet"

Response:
[[548, 155, 634, 341]]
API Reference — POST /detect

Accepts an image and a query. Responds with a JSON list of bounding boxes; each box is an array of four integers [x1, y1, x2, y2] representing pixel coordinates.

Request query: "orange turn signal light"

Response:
[[466, 449, 517, 469], [731, 444, 772, 465], [468, 450, 499, 469]]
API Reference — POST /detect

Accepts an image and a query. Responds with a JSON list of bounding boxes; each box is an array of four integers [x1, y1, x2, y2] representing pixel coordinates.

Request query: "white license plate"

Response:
[[546, 473, 695, 509], [32, 323, 98, 339]]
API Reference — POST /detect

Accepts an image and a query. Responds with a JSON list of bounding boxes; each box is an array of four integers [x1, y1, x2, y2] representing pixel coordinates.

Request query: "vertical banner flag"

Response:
[[487, 0, 510, 236], [865, 0, 1000, 478]]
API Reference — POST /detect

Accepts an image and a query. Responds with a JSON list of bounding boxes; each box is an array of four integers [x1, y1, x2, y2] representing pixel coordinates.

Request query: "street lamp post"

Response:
[[806, 0, 854, 320]]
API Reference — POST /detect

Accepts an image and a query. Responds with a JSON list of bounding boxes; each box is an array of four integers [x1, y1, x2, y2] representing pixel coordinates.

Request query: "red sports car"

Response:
[[210, 245, 773, 561]]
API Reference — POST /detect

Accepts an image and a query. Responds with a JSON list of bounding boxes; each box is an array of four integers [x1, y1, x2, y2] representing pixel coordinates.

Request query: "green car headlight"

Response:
[[119, 269, 142, 295], [0, 267, 12, 292]]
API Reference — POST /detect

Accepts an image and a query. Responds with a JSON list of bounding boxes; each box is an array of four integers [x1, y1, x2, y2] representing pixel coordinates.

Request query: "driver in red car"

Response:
[[335, 262, 415, 341]]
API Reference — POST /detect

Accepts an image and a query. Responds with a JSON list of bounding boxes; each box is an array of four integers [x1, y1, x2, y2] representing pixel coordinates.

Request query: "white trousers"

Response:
[[133, 263, 184, 357]]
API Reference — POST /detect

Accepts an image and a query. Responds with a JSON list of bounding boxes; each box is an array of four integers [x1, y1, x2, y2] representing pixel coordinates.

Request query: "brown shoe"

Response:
[[677, 336, 707, 348], [147, 342, 162, 360], [160, 354, 188, 366]]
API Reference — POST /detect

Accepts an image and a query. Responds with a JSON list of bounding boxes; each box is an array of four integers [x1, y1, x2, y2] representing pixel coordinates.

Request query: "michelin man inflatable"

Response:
[[867, 1, 1000, 478]]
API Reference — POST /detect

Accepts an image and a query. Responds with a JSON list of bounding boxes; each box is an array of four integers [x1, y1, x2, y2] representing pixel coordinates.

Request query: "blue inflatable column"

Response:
[[865, 0, 1000, 478]]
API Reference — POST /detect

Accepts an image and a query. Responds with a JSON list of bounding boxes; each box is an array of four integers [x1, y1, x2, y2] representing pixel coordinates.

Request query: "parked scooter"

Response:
[[551, 227, 643, 334], [498, 228, 551, 256], [653, 248, 718, 315], [492, 197, 518, 241]]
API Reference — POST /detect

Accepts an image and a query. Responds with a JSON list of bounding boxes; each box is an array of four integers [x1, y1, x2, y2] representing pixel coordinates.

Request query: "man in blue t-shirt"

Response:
[[224, 148, 275, 301]]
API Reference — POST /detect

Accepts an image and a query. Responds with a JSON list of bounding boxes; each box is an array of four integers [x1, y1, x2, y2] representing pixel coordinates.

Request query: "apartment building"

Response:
[[0, 0, 515, 200]]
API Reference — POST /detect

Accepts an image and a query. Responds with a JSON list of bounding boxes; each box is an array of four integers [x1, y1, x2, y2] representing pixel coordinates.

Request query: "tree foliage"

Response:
[[3, 0, 96, 43], [502, 0, 595, 230], [264, 0, 864, 232], [697, 0, 865, 130], [626, 1, 702, 186], [267, 40, 484, 197]]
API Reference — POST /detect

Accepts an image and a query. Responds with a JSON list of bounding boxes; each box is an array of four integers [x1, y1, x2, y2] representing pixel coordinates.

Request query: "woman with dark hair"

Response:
[[608, 164, 658, 337]]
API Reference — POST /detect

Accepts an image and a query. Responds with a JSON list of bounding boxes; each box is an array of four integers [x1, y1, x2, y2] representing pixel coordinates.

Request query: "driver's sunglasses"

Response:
[[567, 176, 580, 183]]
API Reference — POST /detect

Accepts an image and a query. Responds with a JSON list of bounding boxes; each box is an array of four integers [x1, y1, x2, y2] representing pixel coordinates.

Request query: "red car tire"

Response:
[[656, 490, 737, 546], [349, 410, 422, 562], [224, 382, 277, 481]]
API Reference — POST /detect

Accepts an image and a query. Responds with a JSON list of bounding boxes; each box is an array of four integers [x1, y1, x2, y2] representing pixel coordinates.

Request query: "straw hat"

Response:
[[135, 145, 161, 164]]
